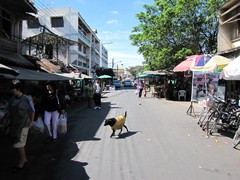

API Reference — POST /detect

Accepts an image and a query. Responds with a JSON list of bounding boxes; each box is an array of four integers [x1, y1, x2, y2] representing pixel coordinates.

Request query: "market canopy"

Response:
[[0, 64, 19, 76], [56, 72, 82, 80], [0, 66, 73, 81], [137, 70, 173, 78], [190, 55, 231, 72], [220, 56, 240, 80], [137, 72, 153, 78], [98, 75, 112, 79], [0, 49, 35, 68]]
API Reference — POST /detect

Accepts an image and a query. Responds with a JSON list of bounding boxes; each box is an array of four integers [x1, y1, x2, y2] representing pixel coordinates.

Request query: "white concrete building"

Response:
[[22, 7, 108, 75]]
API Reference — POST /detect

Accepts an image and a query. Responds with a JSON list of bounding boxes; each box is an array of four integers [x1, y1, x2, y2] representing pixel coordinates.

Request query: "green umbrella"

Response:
[[98, 75, 112, 79]]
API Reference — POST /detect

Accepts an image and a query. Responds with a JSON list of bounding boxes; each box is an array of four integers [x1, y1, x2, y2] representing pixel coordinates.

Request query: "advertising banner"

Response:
[[191, 72, 223, 103]]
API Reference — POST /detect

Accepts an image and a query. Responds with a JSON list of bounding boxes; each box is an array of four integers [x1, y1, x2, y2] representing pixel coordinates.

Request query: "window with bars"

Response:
[[51, 16, 64, 28]]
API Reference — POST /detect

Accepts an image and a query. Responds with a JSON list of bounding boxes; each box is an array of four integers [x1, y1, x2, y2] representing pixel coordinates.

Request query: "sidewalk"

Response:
[[0, 99, 88, 180]]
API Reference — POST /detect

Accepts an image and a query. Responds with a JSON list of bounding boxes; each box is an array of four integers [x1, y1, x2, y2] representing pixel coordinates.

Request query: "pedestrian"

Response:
[[41, 82, 65, 143], [93, 78, 102, 109], [84, 80, 93, 108], [7, 82, 35, 172], [143, 84, 148, 97], [138, 80, 144, 98]]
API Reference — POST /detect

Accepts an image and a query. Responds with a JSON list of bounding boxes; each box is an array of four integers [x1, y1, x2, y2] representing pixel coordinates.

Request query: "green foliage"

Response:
[[126, 65, 144, 77], [130, 0, 225, 70]]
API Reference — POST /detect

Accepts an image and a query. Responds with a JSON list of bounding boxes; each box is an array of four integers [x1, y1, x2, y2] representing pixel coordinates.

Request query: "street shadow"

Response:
[[215, 128, 235, 139], [50, 141, 90, 180], [116, 131, 140, 139], [67, 101, 111, 142]]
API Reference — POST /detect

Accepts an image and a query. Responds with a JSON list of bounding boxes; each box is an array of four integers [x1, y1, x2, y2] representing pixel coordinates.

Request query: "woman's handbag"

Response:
[[58, 113, 67, 134]]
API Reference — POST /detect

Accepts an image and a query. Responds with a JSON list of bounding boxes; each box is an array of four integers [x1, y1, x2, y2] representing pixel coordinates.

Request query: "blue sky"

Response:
[[35, 0, 153, 69]]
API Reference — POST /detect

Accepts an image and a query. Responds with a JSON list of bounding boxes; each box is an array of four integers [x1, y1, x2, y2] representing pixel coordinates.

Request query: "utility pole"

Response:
[[112, 58, 114, 69]]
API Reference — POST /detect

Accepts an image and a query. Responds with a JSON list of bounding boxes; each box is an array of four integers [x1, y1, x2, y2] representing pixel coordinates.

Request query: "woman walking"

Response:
[[138, 80, 144, 98], [41, 82, 65, 143]]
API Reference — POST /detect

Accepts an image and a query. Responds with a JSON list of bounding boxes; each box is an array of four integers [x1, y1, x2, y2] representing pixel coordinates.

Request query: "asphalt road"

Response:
[[54, 89, 240, 180], [1, 89, 239, 180]]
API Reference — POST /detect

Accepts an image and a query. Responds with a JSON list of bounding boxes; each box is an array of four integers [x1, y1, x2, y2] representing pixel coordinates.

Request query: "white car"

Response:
[[123, 80, 132, 87]]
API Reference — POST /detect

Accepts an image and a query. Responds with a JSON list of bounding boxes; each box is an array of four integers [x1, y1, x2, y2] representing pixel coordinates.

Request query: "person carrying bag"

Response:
[[40, 82, 65, 143]]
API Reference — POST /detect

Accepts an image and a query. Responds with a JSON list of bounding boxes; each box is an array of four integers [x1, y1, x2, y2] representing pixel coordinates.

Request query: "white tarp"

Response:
[[220, 56, 240, 80]]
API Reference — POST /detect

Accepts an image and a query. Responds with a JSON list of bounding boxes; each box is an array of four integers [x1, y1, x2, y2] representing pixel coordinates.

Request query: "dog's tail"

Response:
[[124, 111, 127, 118]]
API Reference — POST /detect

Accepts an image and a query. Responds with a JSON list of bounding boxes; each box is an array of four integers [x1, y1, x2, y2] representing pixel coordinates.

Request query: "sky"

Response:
[[35, 0, 154, 69]]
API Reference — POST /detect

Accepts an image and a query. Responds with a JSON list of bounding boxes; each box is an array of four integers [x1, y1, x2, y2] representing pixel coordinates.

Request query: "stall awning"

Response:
[[0, 50, 35, 68], [0, 66, 73, 81], [56, 72, 82, 80], [0, 63, 19, 76]]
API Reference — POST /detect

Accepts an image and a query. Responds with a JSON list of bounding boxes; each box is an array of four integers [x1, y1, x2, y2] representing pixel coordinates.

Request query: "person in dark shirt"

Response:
[[41, 82, 65, 143], [8, 82, 35, 172]]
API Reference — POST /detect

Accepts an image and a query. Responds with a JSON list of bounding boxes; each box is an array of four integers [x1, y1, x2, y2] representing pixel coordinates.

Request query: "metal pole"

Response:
[[117, 64, 118, 80], [112, 58, 114, 69]]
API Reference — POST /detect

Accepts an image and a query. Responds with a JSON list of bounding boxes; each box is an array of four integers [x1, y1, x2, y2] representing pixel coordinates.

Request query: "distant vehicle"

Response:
[[113, 80, 121, 88], [123, 80, 132, 87]]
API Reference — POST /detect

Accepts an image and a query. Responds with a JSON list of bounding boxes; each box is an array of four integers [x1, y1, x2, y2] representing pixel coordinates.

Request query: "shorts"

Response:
[[13, 127, 29, 148]]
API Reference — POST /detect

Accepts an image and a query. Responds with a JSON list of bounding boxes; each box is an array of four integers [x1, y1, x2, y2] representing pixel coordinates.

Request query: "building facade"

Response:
[[22, 7, 108, 75], [217, 0, 240, 98], [0, 0, 37, 68], [218, 0, 240, 58]]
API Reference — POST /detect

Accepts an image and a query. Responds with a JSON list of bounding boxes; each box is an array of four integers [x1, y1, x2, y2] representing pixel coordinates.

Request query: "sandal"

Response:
[[12, 162, 28, 172]]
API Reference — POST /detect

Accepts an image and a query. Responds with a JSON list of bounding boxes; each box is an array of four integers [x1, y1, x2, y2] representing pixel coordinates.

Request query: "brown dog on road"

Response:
[[104, 111, 128, 138]]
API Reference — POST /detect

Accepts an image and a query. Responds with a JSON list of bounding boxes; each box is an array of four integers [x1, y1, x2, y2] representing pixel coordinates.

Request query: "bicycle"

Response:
[[233, 125, 240, 148], [209, 99, 239, 135]]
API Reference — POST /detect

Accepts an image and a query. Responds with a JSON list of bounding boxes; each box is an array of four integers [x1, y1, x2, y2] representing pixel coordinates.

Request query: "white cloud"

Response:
[[110, 10, 119, 14], [106, 19, 118, 24]]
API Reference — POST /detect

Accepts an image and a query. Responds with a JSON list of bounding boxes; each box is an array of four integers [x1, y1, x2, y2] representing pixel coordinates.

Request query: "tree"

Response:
[[126, 65, 144, 77], [130, 0, 225, 70]]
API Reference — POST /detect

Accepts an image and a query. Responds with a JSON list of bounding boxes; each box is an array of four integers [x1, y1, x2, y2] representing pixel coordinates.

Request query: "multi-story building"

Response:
[[0, 0, 37, 68], [217, 0, 240, 97], [22, 7, 109, 75], [218, 0, 240, 58]]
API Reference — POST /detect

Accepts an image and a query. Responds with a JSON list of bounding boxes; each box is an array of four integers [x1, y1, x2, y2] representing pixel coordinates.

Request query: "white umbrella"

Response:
[[220, 56, 240, 80]]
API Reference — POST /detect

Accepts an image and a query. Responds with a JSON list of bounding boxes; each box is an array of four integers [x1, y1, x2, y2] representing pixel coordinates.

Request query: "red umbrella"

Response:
[[173, 55, 199, 72]]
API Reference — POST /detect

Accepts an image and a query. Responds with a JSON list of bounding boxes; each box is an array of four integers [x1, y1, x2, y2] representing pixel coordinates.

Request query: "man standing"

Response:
[[84, 80, 94, 108], [93, 79, 102, 109]]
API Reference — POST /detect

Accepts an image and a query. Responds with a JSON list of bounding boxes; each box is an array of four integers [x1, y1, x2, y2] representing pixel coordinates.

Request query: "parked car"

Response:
[[123, 80, 133, 87], [113, 80, 121, 88]]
